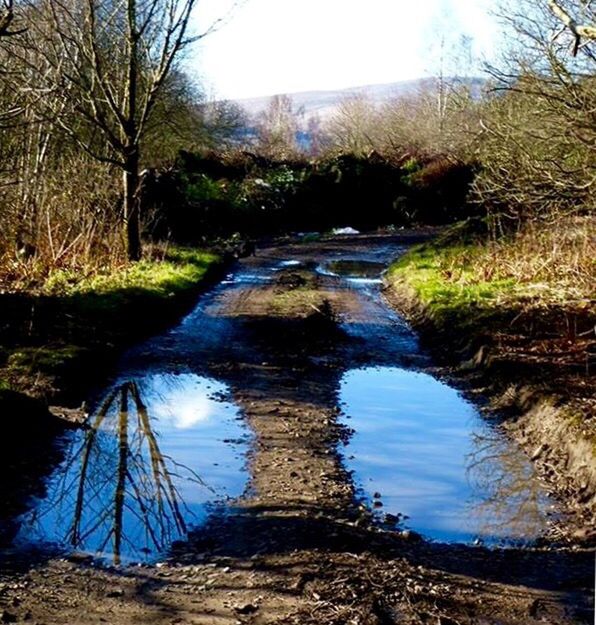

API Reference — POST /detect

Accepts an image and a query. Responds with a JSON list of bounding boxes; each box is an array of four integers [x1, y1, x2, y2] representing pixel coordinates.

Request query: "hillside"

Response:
[[234, 77, 485, 121]]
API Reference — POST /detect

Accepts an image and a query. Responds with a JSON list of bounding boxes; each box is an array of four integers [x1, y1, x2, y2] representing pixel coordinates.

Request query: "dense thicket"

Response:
[[140, 151, 476, 243]]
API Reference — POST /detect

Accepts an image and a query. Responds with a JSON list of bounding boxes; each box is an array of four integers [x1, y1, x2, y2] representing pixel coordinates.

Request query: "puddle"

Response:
[[15, 374, 248, 564], [340, 367, 556, 545], [318, 260, 385, 285], [222, 271, 273, 285], [327, 260, 386, 278]]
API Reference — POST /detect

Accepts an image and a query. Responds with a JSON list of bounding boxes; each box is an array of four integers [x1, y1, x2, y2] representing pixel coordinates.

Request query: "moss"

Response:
[[7, 345, 88, 377]]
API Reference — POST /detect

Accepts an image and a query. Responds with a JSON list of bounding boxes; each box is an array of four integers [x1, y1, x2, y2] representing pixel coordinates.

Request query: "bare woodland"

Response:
[[0, 0, 594, 286], [0, 0, 209, 273]]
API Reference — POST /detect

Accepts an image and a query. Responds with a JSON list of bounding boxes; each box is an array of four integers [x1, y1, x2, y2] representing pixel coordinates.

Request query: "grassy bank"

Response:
[[387, 217, 594, 390], [388, 216, 592, 320], [0, 246, 221, 404]]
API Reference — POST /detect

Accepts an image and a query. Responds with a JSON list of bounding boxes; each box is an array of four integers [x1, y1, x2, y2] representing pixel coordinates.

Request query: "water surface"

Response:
[[340, 367, 554, 545], [16, 374, 248, 564], [7, 240, 560, 563]]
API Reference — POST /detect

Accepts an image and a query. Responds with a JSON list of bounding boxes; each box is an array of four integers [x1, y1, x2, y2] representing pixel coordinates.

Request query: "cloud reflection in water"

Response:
[[16, 374, 248, 564]]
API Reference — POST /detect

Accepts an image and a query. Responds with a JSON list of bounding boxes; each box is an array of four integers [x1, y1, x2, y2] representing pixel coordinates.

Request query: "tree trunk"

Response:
[[123, 0, 140, 262], [123, 151, 141, 261]]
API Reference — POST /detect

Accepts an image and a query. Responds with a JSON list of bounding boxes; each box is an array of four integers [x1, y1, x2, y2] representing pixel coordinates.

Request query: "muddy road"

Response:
[[0, 234, 593, 624]]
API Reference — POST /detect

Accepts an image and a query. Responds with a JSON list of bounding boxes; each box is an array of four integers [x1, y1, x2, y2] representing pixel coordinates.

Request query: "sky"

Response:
[[188, 0, 498, 101]]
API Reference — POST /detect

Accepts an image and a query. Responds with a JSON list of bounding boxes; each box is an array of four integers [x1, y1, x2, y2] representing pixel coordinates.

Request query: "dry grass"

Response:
[[388, 215, 595, 407], [465, 216, 595, 305], [0, 156, 126, 293]]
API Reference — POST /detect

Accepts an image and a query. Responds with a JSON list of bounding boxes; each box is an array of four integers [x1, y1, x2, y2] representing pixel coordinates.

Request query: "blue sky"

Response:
[[189, 0, 498, 100]]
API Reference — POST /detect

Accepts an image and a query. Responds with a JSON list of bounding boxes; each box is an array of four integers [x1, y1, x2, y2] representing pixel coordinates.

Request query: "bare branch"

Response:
[[0, 0, 26, 37], [547, 0, 596, 54]]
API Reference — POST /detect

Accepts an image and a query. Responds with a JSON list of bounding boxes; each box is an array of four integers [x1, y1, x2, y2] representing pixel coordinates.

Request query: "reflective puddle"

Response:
[[15, 374, 248, 564], [327, 260, 386, 278], [6, 247, 563, 564], [320, 260, 386, 285], [222, 271, 273, 285], [340, 367, 555, 545]]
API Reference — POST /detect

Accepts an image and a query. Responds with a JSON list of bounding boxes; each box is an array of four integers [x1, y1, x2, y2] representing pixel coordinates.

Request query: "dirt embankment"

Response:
[[384, 280, 596, 542], [0, 234, 593, 625]]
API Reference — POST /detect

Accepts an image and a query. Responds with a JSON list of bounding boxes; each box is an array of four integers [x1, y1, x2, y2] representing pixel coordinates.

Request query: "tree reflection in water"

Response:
[[23, 381, 211, 564], [465, 430, 551, 543]]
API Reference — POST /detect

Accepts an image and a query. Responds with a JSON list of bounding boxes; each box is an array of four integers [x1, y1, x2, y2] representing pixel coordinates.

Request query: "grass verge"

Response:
[[0, 247, 222, 403], [388, 216, 593, 324], [387, 217, 594, 391]]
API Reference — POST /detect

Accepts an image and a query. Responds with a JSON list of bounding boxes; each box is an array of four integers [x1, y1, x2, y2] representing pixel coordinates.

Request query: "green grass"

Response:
[[1, 247, 222, 397], [387, 241, 518, 326], [45, 247, 219, 298]]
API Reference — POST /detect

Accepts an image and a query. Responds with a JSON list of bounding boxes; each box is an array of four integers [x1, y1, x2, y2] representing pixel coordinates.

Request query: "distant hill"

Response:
[[233, 77, 485, 122]]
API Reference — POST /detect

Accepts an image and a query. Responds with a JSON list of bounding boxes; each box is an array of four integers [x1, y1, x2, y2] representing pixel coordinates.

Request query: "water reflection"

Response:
[[221, 272, 274, 285], [466, 431, 550, 542], [340, 367, 553, 544], [316, 260, 385, 286], [327, 260, 386, 279], [17, 374, 247, 564]]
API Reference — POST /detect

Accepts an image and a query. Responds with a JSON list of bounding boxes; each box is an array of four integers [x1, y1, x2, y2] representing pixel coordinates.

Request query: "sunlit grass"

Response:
[[44, 247, 219, 298], [388, 216, 595, 322], [1, 246, 221, 393]]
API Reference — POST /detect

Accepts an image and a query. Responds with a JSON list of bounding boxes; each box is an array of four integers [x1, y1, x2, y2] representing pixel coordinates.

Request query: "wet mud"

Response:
[[0, 233, 592, 625]]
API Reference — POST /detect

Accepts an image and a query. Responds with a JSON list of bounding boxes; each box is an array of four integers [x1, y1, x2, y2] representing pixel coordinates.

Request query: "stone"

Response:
[[233, 603, 259, 615], [66, 552, 93, 565]]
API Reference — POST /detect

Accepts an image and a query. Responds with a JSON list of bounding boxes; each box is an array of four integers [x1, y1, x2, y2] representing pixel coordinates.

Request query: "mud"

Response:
[[0, 233, 593, 625]]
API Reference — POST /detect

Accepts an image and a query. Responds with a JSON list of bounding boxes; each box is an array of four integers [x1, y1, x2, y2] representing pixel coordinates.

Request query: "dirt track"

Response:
[[0, 234, 593, 625]]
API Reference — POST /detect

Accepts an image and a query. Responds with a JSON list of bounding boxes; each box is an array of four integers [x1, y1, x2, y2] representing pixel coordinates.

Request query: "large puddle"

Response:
[[339, 367, 555, 545], [317, 259, 386, 286], [14, 374, 248, 564]]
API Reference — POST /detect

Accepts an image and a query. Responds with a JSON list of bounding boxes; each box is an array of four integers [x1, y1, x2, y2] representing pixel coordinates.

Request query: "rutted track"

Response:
[[0, 234, 592, 625]]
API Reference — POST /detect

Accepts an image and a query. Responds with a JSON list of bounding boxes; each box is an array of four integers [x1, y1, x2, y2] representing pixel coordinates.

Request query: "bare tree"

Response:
[[473, 0, 595, 227], [327, 94, 377, 156], [0, 0, 25, 38], [200, 98, 248, 149], [256, 94, 301, 159], [547, 0, 596, 54], [18, 0, 201, 260], [305, 113, 328, 157]]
